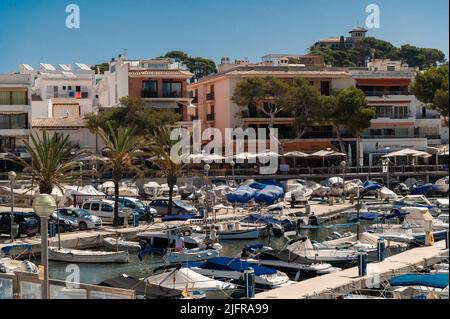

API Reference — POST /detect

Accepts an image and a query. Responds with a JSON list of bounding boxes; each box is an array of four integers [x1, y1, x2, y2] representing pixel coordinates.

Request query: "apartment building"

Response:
[[352, 59, 444, 165], [188, 57, 357, 156], [97, 55, 193, 123], [0, 73, 32, 158], [18, 63, 98, 153]]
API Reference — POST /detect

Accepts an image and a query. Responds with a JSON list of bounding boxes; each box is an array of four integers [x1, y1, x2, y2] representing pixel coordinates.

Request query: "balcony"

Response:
[[141, 90, 158, 98], [206, 113, 215, 121], [364, 91, 411, 97], [206, 92, 215, 101]]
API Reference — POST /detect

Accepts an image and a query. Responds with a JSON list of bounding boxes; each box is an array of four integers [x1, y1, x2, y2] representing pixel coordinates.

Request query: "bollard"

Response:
[[49, 222, 57, 237], [244, 267, 255, 298], [358, 253, 367, 277], [445, 230, 449, 249], [376, 238, 385, 262], [305, 204, 311, 215]]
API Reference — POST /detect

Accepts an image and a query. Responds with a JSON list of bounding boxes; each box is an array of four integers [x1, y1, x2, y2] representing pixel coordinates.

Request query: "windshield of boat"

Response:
[[173, 200, 189, 208]]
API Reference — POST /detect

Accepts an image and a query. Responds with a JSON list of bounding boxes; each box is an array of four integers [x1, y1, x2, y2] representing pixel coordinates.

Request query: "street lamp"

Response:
[[8, 171, 16, 242], [33, 194, 57, 299], [92, 165, 97, 187], [340, 161, 347, 202], [230, 161, 235, 179], [381, 158, 392, 189]]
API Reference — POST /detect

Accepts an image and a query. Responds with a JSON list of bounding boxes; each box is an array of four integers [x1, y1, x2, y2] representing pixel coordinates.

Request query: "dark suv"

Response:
[[0, 212, 39, 238]]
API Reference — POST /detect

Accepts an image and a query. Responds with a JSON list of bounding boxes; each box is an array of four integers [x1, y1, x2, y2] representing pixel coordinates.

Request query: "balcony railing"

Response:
[[141, 90, 158, 98], [416, 114, 441, 119], [206, 92, 215, 101], [206, 113, 215, 121], [364, 91, 411, 97]]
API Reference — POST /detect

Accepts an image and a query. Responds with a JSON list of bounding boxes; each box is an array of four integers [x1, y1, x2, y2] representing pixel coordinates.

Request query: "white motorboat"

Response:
[[0, 258, 38, 274], [216, 223, 268, 240], [137, 228, 206, 249], [434, 176, 449, 193], [48, 247, 129, 263], [185, 257, 292, 290], [241, 245, 340, 280], [287, 237, 358, 268], [147, 266, 236, 299], [102, 237, 141, 252], [144, 181, 162, 198], [378, 186, 398, 201], [166, 245, 221, 264]]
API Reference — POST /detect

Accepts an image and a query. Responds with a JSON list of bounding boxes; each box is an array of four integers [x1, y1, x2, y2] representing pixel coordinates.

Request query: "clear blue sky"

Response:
[[0, 0, 448, 73]]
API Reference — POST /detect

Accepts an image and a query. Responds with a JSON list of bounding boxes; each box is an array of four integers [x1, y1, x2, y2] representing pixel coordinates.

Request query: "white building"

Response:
[[0, 73, 33, 158], [18, 63, 99, 153], [352, 60, 444, 165]]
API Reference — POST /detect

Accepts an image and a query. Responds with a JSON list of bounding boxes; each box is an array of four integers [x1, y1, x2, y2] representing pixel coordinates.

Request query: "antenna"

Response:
[[123, 48, 127, 58]]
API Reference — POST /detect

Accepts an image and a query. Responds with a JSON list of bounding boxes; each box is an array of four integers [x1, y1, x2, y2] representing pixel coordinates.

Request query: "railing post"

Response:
[[358, 253, 367, 277]]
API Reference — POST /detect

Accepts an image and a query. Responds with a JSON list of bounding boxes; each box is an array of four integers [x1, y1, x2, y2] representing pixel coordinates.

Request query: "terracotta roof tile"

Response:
[[32, 117, 87, 128]]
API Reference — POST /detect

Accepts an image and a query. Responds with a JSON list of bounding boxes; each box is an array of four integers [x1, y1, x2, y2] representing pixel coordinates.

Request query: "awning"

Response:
[[382, 148, 432, 158]]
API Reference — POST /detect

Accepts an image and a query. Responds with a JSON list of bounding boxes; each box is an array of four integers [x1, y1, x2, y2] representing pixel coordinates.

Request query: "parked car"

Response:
[[148, 198, 198, 216], [107, 197, 156, 221], [0, 212, 39, 238], [48, 212, 79, 233], [81, 199, 138, 224], [54, 207, 102, 230]]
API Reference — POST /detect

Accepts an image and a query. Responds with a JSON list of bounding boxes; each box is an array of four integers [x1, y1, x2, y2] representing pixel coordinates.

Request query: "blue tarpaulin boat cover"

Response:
[[186, 257, 277, 276], [247, 181, 268, 190], [254, 185, 284, 204], [363, 181, 382, 193], [226, 186, 257, 204], [389, 274, 449, 289], [410, 183, 433, 195], [0, 243, 33, 256]]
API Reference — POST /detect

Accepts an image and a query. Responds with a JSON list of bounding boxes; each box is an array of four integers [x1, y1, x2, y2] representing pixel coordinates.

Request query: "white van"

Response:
[[81, 199, 135, 224]]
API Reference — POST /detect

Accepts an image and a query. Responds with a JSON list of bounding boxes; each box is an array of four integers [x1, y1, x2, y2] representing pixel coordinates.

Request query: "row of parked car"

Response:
[[0, 197, 199, 238]]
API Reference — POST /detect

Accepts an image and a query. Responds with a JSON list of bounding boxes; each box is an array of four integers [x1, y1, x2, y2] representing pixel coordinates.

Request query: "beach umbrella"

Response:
[[284, 151, 310, 157], [382, 148, 431, 159], [202, 153, 224, 162]]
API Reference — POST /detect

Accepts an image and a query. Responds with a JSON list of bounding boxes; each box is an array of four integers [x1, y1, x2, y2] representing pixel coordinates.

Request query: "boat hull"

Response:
[[48, 248, 129, 263]]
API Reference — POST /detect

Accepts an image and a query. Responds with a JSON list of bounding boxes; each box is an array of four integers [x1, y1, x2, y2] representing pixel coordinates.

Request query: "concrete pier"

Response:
[[256, 240, 449, 299]]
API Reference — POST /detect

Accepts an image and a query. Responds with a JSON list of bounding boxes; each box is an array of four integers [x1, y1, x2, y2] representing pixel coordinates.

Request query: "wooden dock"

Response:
[[256, 240, 449, 299]]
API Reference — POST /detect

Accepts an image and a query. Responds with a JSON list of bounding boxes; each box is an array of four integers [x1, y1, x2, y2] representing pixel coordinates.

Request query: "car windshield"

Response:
[[134, 201, 145, 209], [173, 200, 188, 208]]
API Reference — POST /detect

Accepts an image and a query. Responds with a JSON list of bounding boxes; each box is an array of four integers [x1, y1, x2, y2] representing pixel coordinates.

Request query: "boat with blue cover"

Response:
[[184, 256, 291, 290]]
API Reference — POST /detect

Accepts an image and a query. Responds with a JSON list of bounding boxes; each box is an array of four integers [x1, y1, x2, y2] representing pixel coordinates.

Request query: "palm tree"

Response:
[[11, 131, 81, 194], [96, 121, 144, 226], [149, 126, 185, 215]]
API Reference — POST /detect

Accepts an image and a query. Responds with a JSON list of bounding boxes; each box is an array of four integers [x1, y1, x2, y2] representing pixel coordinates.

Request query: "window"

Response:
[[0, 113, 28, 129], [101, 204, 113, 212], [162, 81, 182, 97], [59, 209, 69, 216], [320, 81, 330, 96], [142, 80, 158, 98], [387, 66, 395, 71], [90, 203, 99, 211], [82, 203, 90, 210], [0, 91, 27, 105]]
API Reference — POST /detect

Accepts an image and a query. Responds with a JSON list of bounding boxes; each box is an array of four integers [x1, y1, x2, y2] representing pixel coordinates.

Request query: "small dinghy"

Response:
[[102, 237, 141, 252], [378, 186, 398, 201], [166, 245, 221, 264], [48, 247, 129, 263]]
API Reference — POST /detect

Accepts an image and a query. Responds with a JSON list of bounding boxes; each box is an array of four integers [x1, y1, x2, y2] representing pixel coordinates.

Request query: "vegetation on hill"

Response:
[[309, 37, 446, 69]]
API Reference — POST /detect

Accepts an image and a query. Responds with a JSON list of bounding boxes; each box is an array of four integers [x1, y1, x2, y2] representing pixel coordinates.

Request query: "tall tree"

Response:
[[286, 79, 323, 138], [11, 132, 81, 194], [85, 96, 180, 137], [232, 77, 290, 128], [96, 122, 144, 226], [324, 88, 375, 153], [161, 51, 217, 81], [149, 126, 185, 215], [411, 64, 449, 123]]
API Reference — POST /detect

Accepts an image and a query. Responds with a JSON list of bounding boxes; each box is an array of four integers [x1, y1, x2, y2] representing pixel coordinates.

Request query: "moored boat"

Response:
[[102, 237, 141, 252], [48, 247, 129, 263]]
